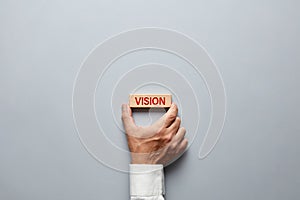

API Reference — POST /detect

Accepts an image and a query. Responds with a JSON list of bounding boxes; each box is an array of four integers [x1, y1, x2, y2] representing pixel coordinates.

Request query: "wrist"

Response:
[[131, 153, 157, 165]]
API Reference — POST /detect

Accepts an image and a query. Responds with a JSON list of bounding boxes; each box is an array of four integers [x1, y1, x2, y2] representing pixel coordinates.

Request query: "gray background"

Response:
[[1, 0, 299, 199]]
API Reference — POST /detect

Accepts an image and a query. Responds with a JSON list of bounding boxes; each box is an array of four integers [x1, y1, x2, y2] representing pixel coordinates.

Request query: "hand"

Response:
[[121, 103, 188, 166]]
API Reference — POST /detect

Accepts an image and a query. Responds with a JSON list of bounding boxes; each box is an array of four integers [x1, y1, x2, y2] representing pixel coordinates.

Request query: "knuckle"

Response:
[[169, 113, 176, 120], [170, 142, 177, 149], [182, 138, 188, 147], [173, 104, 178, 112], [164, 134, 172, 143], [181, 127, 186, 133], [121, 114, 128, 121]]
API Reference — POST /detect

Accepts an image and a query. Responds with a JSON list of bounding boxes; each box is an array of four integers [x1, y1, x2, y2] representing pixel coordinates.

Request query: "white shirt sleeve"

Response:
[[130, 164, 165, 200]]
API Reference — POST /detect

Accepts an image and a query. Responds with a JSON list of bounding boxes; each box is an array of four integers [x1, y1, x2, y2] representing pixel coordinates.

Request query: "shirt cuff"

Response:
[[130, 164, 165, 197]]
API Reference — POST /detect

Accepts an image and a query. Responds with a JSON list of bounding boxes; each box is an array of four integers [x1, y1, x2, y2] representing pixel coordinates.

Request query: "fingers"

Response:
[[151, 103, 178, 130], [168, 117, 181, 134], [173, 127, 186, 143], [167, 128, 188, 163], [169, 127, 187, 153], [172, 128, 188, 156], [161, 103, 178, 128], [178, 138, 188, 153], [164, 103, 178, 127], [121, 104, 136, 132]]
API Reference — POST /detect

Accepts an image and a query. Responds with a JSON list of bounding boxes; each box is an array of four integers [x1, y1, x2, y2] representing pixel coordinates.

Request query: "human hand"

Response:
[[121, 103, 188, 166]]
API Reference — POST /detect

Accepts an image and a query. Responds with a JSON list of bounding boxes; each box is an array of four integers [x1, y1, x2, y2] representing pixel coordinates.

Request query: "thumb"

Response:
[[121, 104, 136, 132]]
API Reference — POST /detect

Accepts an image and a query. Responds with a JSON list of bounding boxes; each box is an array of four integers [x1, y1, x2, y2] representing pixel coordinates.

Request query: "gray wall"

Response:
[[0, 0, 299, 199]]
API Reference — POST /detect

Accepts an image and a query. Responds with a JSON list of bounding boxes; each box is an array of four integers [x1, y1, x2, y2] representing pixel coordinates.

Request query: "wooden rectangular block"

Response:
[[129, 94, 172, 108]]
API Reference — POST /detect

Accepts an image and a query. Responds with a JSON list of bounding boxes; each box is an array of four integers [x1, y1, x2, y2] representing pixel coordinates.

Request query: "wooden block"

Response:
[[129, 94, 172, 108]]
